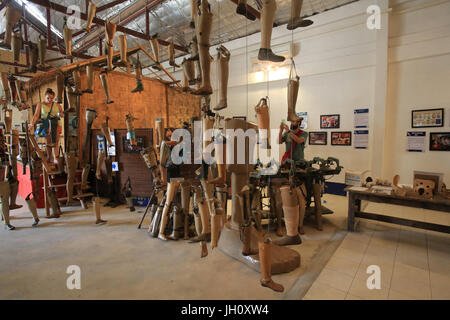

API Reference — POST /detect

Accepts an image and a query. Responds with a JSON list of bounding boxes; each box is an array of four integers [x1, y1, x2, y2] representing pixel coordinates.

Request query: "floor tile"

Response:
[[303, 281, 347, 300], [333, 247, 365, 264], [430, 272, 450, 300], [388, 289, 419, 300], [395, 244, 429, 270], [345, 293, 365, 300], [315, 267, 355, 292], [325, 255, 361, 278], [390, 262, 431, 300]]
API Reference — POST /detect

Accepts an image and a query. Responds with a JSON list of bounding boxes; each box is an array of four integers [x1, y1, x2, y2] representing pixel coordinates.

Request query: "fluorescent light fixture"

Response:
[[14, 0, 63, 39]]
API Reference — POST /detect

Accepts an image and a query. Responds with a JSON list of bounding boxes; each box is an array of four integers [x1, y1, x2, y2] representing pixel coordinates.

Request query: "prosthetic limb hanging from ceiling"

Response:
[[287, 0, 313, 30], [258, 0, 285, 62], [150, 34, 161, 71], [24, 41, 38, 73], [131, 55, 144, 93], [55, 70, 64, 103], [125, 113, 137, 146], [72, 69, 83, 96], [99, 71, 114, 104], [63, 86, 76, 114], [287, 60, 302, 122], [83, 63, 94, 94], [236, 0, 256, 21], [254, 97, 271, 149], [105, 19, 117, 71], [190, 0, 198, 29], [63, 17, 73, 58], [82, 108, 97, 163], [117, 34, 129, 70], [84, 1, 97, 32], [168, 41, 180, 68], [37, 36, 47, 70], [192, 1, 213, 96], [182, 58, 196, 89], [11, 32, 23, 63], [0, 5, 21, 49], [213, 45, 230, 111]]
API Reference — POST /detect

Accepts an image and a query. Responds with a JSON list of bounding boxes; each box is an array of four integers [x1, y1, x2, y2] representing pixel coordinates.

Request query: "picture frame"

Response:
[[429, 132, 450, 151], [309, 132, 327, 145], [331, 131, 352, 146], [122, 136, 145, 153], [412, 108, 444, 128], [320, 114, 340, 129]]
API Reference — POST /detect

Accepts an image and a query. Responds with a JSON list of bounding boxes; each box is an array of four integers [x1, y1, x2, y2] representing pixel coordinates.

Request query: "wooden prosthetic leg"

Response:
[[259, 239, 284, 292], [9, 180, 22, 210], [117, 35, 129, 69], [83, 108, 97, 160], [4, 109, 13, 133], [25, 193, 40, 227], [271, 185, 284, 237], [182, 58, 196, 88], [96, 149, 106, 180], [158, 181, 181, 241], [155, 118, 164, 149], [258, 0, 285, 62], [65, 152, 79, 205], [190, 0, 198, 28], [101, 122, 113, 147], [37, 36, 47, 70], [131, 57, 144, 93], [169, 41, 179, 68], [55, 71, 64, 103], [72, 69, 83, 96], [63, 18, 72, 58], [150, 34, 161, 71], [48, 188, 62, 218], [287, 73, 301, 122], [180, 182, 192, 240], [287, 0, 313, 30], [81, 164, 90, 191], [105, 19, 117, 71], [189, 185, 211, 243], [254, 98, 271, 149], [0, 5, 21, 49], [99, 72, 114, 104], [64, 86, 76, 114], [83, 63, 94, 94], [213, 45, 231, 111], [11, 32, 22, 63], [236, 0, 256, 21], [25, 41, 39, 73], [84, 1, 97, 32], [93, 197, 107, 225], [192, 1, 213, 96], [192, 187, 203, 238], [0, 181, 14, 230], [295, 184, 307, 234], [274, 185, 302, 246]]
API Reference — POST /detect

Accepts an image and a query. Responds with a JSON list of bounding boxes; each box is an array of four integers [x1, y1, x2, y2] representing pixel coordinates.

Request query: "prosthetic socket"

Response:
[[0, 5, 21, 49], [105, 19, 117, 71], [83, 63, 94, 94], [63, 17, 72, 58], [273, 185, 302, 246], [213, 45, 231, 111], [254, 98, 271, 149]]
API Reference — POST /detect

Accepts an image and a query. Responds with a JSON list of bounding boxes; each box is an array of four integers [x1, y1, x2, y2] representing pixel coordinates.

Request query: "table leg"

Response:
[[348, 192, 356, 231]]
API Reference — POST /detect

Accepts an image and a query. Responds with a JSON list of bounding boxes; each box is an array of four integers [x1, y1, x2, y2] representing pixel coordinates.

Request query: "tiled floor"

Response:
[[303, 201, 450, 300]]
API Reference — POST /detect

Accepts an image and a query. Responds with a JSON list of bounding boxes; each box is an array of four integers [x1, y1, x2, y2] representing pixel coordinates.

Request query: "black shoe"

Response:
[[287, 17, 314, 30], [272, 234, 302, 246], [5, 224, 15, 230], [258, 48, 285, 62], [95, 219, 107, 225], [82, 89, 93, 94], [151, 63, 161, 71], [236, 3, 256, 21], [32, 219, 40, 227], [189, 233, 211, 243], [131, 81, 144, 93]]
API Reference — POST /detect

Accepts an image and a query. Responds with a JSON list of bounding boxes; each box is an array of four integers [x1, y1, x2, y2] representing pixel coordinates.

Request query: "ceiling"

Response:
[[1, 0, 359, 72]]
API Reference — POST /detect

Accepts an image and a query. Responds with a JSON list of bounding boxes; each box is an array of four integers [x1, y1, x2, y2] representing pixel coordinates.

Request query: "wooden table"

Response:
[[346, 187, 450, 234]]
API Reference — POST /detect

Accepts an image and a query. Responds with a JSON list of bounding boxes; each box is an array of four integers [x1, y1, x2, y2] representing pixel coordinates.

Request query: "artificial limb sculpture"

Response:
[[63, 17, 72, 58], [84, 1, 97, 32], [158, 181, 181, 241], [192, 1, 213, 96], [0, 5, 21, 49], [93, 197, 107, 225], [96, 149, 106, 180], [258, 0, 285, 62], [287, 0, 314, 30], [295, 184, 307, 235], [259, 239, 284, 292], [213, 45, 230, 111], [105, 19, 117, 71], [11, 32, 23, 63], [55, 71, 64, 103], [190, 0, 198, 28], [83, 63, 94, 94], [99, 72, 114, 104], [25, 193, 40, 227], [150, 34, 161, 71], [254, 97, 271, 149], [37, 36, 47, 70], [131, 56, 144, 93], [72, 69, 83, 96], [236, 0, 256, 21], [0, 181, 14, 230], [182, 58, 196, 88], [273, 185, 302, 246], [168, 41, 180, 68], [313, 182, 323, 231], [117, 35, 129, 69], [65, 152, 79, 205]]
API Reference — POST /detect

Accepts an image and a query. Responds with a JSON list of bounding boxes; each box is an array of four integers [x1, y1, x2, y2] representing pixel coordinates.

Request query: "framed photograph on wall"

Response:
[[412, 108, 444, 128], [320, 114, 340, 129], [309, 132, 327, 145], [331, 131, 352, 146], [122, 136, 145, 153], [429, 132, 450, 151]]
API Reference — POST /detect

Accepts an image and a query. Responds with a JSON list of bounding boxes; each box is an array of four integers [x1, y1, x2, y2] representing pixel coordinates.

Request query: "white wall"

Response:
[[160, 0, 450, 185]]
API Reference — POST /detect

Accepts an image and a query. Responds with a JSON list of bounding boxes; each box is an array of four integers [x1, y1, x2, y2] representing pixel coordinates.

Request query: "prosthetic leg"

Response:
[[271, 184, 284, 237], [4, 109, 13, 133], [63, 18, 72, 58], [99, 72, 114, 104], [287, 61, 301, 121], [158, 181, 181, 241], [190, 36, 201, 84], [84, 1, 97, 32], [180, 182, 191, 240], [125, 113, 137, 146], [190, 0, 198, 28], [55, 71, 64, 103], [48, 188, 61, 218], [93, 197, 107, 224], [83, 108, 97, 161], [168, 205, 184, 240], [149, 195, 166, 237], [9, 180, 22, 210], [83, 63, 94, 94], [192, 1, 213, 96], [24, 41, 38, 73], [273, 185, 301, 246], [259, 239, 284, 292], [182, 58, 196, 87], [214, 45, 230, 111], [65, 152, 79, 205], [117, 35, 129, 69], [64, 86, 76, 113], [131, 57, 144, 93], [25, 193, 40, 227], [168, 41, 179, 68], [96, 149, 105, 180], [81, 164, 90, 190], [287, 0, 314, 30], [192, 187, 203, 237], [155, 118, 164, 149], [101, 122, 113, 147], [254, 97, 271, 149], [236, 0, 256, 21], [258, 0, 285, 62], [0, 5, 21, 49], [295, 184, 307, 234], [72, 69, 83, 96], [105, 19, 117, 71], [37, 36, 47, 70], [11, 32, 22, 63], [0, 181, 14, 230], [150, 34, 161, 71]]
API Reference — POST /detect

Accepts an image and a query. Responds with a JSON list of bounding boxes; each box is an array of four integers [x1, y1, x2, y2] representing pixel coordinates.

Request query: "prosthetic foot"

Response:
[[287, 0, 314, 30], [84, 1, 97, 32], [25, 193, 40, 227], [158, 182, 181, 241], [0, 181, 14, 230], [259, 239, 284, 292], [168, 41, 180, 68], [93, 197, 107, 224], [258, 0, 285, 63], [9, 180, 23, 210], [99, 72, 114, 104], [213, 46, 230, 111], [236, 0, 256, 21]]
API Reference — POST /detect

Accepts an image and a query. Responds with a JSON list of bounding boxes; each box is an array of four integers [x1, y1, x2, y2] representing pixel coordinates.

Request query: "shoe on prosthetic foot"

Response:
[[95, 219, 107, 225], [258, 48, 285, 63], [287, 17, 313, 30], [236, 3, 256, 21], [5, 224, 15, 230], [189, 232, 211, 243], [131, 80, 144, 93], [272, 234, 302, 246]]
